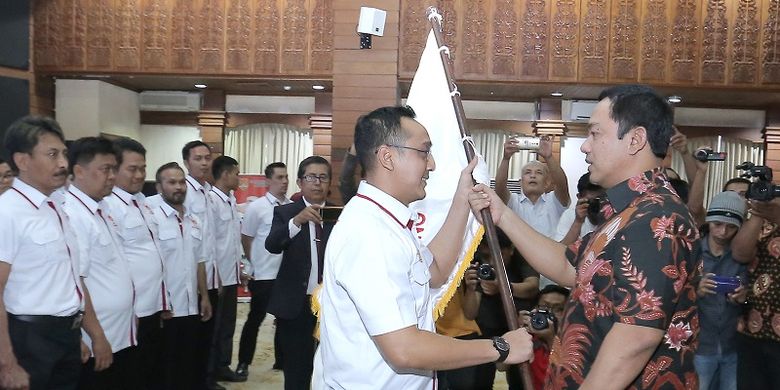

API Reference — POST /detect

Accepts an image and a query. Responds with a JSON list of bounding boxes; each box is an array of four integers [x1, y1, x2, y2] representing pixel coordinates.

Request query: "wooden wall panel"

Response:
[[730, 0, 761, 85], [549, 0, 579, 81], [639, 0, 670, 82], [578, 0, 610, 81], [760, 0, 780, 84], [700, 0, 729, 84], [519, 0, 550, 80], [608, 0, 640, 81], [670, 0, 699, 83]]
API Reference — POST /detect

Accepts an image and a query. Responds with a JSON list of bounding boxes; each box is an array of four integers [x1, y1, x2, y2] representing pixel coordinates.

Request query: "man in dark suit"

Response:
[[266, 156, 335, 390]]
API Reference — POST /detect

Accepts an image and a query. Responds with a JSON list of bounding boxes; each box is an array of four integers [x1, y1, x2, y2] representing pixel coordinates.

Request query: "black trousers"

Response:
[[162, 315, 200, 390], [210, 284, 238, 369], [78, 346, 138, 390], [7, 314, 81, 390], [276, 300, 317, 390], [238, 279, 275, 364], [436, 333, 496, 390], [737, 333, 780, 389], [136, 312, 165, 390], [196, 288, 219, 387]]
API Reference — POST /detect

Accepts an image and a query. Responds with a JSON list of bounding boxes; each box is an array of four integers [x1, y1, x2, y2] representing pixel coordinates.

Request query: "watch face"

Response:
[[495, 337, 510, 351]]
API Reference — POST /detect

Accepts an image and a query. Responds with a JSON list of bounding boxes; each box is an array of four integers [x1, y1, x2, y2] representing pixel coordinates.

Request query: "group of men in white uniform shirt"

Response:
[[0, 116, 246, 390]]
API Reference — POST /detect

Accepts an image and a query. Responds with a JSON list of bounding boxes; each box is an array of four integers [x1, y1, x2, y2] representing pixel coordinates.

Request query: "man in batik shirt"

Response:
[[469, 84, 699, 389]]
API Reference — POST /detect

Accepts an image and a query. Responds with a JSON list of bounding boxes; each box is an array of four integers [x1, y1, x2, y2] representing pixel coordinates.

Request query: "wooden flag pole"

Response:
[[425, 7, 534, 389]]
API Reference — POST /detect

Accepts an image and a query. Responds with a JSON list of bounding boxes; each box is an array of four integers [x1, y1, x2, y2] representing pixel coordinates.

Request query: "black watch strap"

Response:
[[492, 336, 510, 363]]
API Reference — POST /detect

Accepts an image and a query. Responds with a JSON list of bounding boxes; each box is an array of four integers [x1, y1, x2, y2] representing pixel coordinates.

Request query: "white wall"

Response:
[[55, 79, 140, 140], [139, 125, 201, 175], [560, 137, 589, 200]]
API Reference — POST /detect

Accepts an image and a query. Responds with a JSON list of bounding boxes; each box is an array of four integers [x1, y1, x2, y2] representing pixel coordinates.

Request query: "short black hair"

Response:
[[264, 162, 286, 178], [576, 172, 602, 195], [597, 85, 674, 158], [212, 155, 239, 180], [182, 140, 211, 161], [538, 284, 570, 303], [68, 137, 117, 174], [723, 177, 751, 191], [113, 137, 146, 166], [4, 116, 66, 172], [669, 178, 690, 203], [354, 106, 417, 172], [156, 162, 184, 183], [297, 156, 331, 179]]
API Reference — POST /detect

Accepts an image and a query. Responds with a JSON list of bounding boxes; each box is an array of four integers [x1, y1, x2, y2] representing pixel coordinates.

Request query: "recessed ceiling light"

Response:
[[283, 85, 292, 91], [667, 95, 682, 104], [194, 84, 207, 89], [312, 85, 325, 90], [489, 91, 494, 95], [551, 91, 563, 97]]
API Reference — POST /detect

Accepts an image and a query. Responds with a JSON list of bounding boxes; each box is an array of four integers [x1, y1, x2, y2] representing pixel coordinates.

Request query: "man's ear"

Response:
[[155, 182, 162, 194], [376, 145, 395, 171], [627, 127, 649, 156], [72, 163, 83, 180], [12, 152, 28, 174]]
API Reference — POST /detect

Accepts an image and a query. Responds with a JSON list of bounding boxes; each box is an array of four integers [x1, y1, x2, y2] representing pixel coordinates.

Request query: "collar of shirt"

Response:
[[68, 184, 100, 214], [265, 192, 290, 206], [210, 186, 231, 203], [516, 188, 548, 204], [158, 199, 181, 218], [356, 181, 415, 229], [111, 186, 134, 205], [11, 178, 49, 208], [302, 196, 325, 208], [186, 174, 210, 192], [604, 167, 667, 215]]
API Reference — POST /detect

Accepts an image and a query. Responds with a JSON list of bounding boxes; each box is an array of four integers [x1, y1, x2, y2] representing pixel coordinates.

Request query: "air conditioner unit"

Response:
[[139, 91, 201, 112], [568, 100, 598, 121]]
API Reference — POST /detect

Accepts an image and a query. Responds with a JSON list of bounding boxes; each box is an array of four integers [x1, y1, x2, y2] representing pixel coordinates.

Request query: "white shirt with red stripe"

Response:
[[103, 187, 170, 317], [184, 175, 218, 289], [241, 192, 291, 280], [147, 195, 204, 318], [63, 185, 136, 354], [208, 187, 242, 287], [313, 181, 436, 390], [0, 179, 82, 317]]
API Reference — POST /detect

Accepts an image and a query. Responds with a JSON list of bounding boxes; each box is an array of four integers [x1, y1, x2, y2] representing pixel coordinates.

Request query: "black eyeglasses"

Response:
[[386, 144, 432, 161], [302, 174, 330, 183]]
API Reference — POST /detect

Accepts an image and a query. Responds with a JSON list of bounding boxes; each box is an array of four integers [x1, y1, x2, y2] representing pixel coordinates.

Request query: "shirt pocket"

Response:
[[189, 197, 206, 213], [119, 214, 147, 242], [218, 208, 232, 222]]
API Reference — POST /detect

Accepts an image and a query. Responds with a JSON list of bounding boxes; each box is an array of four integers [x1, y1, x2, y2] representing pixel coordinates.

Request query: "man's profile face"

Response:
[[158, 168, 187, 205], [74, 153, 117, 200], [725, 182, 749, 199], [184, 145, 212, 180], [297, 163, 330, 204], [268, 167, 289, 196], [115, 151, 146, 194], [581, 98, 632, 188], [392, 117, 436, 205], [223, 165, 240, 192]]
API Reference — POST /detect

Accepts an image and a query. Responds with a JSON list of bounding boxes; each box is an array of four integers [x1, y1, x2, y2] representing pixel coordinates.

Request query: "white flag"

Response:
[[407, 29, 491, 319]]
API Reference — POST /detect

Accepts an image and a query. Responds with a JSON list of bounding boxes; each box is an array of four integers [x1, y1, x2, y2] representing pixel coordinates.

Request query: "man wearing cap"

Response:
[[694, 191, 748, 390]]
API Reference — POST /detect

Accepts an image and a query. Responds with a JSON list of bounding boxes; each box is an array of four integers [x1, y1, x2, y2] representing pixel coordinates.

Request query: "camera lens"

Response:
[[530, 311, 550, 330], [477, 263, 496, 281]]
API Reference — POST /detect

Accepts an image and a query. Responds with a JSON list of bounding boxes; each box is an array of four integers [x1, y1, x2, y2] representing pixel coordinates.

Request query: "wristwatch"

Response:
[[492, 336, 510, 363]]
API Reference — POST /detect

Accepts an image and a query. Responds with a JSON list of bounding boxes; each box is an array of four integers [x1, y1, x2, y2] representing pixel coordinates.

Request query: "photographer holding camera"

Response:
[[554, 173, 605, 245], [518, 285, 569, 390], [694, 191, 748, 390]]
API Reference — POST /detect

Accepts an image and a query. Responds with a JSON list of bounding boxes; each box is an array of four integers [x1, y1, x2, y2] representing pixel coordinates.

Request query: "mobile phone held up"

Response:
[[711, 275, 741, 294], [319, 206, 344, 222]]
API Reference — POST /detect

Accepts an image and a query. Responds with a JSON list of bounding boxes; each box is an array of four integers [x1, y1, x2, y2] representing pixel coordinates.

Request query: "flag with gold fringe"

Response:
[[406, 26, 491, 321]]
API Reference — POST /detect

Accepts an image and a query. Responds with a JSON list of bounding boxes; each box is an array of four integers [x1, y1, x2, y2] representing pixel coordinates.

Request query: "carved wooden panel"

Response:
[[170, 0, 195, 71], [61, 0, 87, 69], [281, 0, 307, 73], [226, 0, 252, 72], [579, 0, 610, 80], [460, 0, 489, 76], [731, 0, 760, 84], [34, 0, 61, 68], [142, 0, 169, 70], [438, 0, 458, 59], [701, 0, 729, 84], [115, 0, 141, 69], [86, 0, 113, 69], [609, 0, 639, 80], [492, 0, 518, 77], [254, 0, 280, 74], [550, 0, 579, 80], [762, 0, 780, 84], [310, 0, 333, 74], [198, 0, 225, 72], [670, 0, 698, 83], [640, 0, 668, 81], [520, 0, 550, 79], [400, 1, 427, 76]]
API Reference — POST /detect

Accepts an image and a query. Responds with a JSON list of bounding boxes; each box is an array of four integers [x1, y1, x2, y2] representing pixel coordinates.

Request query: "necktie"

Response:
[[315, 222, 324, 283]]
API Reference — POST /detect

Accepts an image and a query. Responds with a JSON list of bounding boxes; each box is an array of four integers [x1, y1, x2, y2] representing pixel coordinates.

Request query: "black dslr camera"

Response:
[[476, 263, 496, 281], [529, 308, 557, 331], [737, 162, 780, 201]]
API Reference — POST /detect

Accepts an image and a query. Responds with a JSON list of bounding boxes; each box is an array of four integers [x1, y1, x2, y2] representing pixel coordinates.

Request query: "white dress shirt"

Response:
[[147, 195, 204, 318], [241, 192, 291, 280], [0, 179, 82, 316], [287, 197, 326, 295], [184, 175, 218, 289], [64, 185, 136, 354], [208, 187, 242, 287], [103, 187, 170, 317], [313, 182, 436, 390], [553, 204, 596, 242]]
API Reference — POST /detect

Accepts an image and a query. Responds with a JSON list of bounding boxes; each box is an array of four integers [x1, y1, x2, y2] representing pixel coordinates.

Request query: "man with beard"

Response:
[[147, 163, 212, 390], [0, 116, 96, 390], [103, 137, 169, 389], [63, 137, 136, 389]]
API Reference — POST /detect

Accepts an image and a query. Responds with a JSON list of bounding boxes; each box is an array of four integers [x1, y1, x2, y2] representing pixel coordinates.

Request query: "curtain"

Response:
[[670, 136, 764, 208], [224, 123, 313, 175], [471, 129, 536, 180]]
